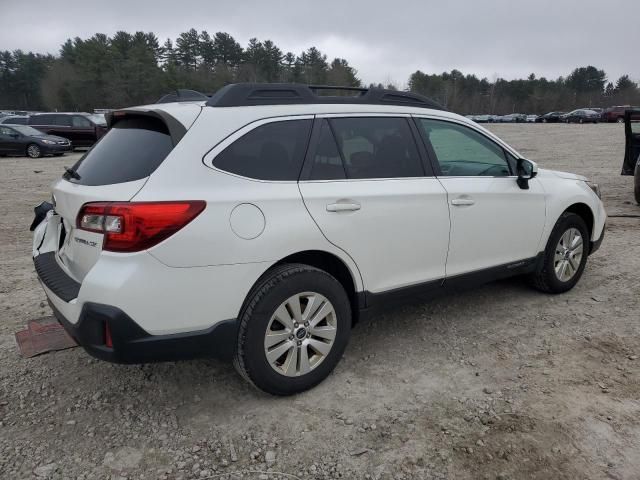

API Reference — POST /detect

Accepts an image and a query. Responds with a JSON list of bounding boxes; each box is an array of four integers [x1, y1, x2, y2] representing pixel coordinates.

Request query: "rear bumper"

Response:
[[33, 251, 239, 363], [49, 301, 238, 363]]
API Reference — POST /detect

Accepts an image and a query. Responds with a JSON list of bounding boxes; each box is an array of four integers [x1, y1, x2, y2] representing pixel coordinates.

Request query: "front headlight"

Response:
[[586, 181, 601, 199], [41, 139, 56, 145]]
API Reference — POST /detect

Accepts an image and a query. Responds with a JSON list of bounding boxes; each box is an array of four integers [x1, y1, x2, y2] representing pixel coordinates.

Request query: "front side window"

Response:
[[417, 119, 512, 177], [213, 119, 312, 181], [328, 117, 423, 179], [0, 126, 12, 135], [72, 116, 92, 128]]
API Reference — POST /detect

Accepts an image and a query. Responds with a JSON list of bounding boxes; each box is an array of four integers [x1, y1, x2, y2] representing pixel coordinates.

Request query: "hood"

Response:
[[538, 168, 587, 182], [34, 134, 69, 142]]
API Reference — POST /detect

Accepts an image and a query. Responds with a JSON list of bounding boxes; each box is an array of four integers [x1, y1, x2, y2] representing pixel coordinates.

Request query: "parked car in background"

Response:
[[535, 112, 565, 123], [499, 114, 527, 123], [562, 109, 600, 124], [31, 83, 606, 395], [526, 115, 538, 123], [28, 113, 108, 148], [620, 109, 640, 202], [473, 115, 491, 123], [0, 125, 72, 158], [602, 106, 635, 123], [0, 115, 29, 125]]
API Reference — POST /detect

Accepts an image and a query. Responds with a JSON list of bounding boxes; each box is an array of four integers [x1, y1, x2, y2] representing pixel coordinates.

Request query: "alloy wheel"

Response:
[[554, 227, 584, 282], [27, 144, 41, 158], [264, 292, 337, 377]]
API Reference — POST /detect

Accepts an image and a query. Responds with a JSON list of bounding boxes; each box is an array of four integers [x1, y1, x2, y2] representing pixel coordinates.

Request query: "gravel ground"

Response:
[[0, 124, 638, 480]]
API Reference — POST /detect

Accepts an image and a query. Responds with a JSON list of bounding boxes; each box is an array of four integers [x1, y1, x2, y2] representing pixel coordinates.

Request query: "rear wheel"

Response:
[[617, 117, 624, 123], [529, 212, 589, 293], [579, 118, 584, 124], [234, 264, 351, 395], [26, 144, 42, 158]]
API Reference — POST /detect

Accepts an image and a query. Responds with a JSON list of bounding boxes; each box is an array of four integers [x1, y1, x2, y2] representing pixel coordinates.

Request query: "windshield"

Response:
[[11, 125, 44, 136], [86, 114, 107, 126]]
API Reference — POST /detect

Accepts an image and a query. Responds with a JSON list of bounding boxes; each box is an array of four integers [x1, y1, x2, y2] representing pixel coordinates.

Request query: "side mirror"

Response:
[[516, 158, 538, 190]]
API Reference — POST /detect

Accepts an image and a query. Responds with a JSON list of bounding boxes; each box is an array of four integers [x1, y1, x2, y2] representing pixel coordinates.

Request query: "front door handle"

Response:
[[450, 198, 475, 206], [326, 202, 361, 212]]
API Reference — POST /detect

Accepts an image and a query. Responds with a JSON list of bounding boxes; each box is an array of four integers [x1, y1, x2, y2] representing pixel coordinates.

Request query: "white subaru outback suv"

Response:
[[31, 84, 606, 395]]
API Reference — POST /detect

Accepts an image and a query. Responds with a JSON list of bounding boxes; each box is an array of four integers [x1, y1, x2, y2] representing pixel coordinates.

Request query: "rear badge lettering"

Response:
[[74, 237, 98, 248]]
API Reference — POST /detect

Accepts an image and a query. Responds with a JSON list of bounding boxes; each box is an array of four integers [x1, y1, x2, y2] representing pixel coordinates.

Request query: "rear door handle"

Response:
[[450, 198, 475, 206], [326, 202, 361, 212]]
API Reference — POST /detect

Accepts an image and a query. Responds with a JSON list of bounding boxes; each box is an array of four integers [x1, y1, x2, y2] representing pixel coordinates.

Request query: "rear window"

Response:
[[67, 116, 173, 186]]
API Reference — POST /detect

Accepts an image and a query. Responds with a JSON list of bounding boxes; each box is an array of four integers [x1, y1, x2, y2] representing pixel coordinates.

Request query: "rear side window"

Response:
[[30, 115, 53, 125], [213, 119, 312, 181], [309, 120, 346, 180], [327, 117, 423, 179], [67, 116, 173, 186]]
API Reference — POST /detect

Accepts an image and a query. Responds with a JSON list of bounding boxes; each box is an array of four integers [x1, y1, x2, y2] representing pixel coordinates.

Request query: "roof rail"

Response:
[[204, 83, 445, 110], [156, 89, 209, 104]]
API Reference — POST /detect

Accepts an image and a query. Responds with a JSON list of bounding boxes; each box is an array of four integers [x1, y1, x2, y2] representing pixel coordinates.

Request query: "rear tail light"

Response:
[[104, 322, 113, 348], [77, 201, 206, 252]]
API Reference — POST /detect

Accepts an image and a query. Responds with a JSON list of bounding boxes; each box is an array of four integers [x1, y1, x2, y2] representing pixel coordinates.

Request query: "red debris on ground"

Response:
[[15, 317, 77, 358]]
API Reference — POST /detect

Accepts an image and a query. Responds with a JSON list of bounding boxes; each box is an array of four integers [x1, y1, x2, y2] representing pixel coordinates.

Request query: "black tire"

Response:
[[26, 144, 41, 158], [617, 117, 624, 123], [579, 118, 584, 124], [529, 212, 590, 294], [234, 263, 352, 395], [634, 163, 640, 204]]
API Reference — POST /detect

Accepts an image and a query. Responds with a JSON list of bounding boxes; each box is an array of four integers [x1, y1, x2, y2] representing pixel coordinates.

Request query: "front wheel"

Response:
[[26, 144, 42, 158], [234, 264, 352, 395], [529, 212, 589, 293]]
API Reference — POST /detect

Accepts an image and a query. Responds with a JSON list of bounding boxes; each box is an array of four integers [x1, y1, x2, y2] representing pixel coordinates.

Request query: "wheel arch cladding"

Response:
[[272, 250, 361, 323], [563, 203, 594, 244]]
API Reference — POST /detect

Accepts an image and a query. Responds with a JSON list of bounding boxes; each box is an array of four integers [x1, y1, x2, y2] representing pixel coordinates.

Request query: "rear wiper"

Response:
[[63, 166, 81, 180]]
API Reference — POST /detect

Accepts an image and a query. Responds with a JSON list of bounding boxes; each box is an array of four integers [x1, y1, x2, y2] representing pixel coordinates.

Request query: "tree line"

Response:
[[1, 29, 639, 114]]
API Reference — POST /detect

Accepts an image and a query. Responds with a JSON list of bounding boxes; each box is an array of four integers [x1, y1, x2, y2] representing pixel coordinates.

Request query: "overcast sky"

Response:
[[2, 0, 638, 87]]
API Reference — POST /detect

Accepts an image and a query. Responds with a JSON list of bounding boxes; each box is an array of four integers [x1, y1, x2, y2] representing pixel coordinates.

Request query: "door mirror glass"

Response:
[[516, 158, 538, 189]]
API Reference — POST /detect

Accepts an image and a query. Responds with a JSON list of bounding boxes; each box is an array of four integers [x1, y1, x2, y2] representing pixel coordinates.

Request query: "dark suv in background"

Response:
[[28, 113, 107, 147], [603, 106, 636, 123]]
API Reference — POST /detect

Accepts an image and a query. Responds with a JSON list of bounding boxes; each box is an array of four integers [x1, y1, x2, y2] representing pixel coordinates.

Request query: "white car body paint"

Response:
[[33, 100, 606, 338]]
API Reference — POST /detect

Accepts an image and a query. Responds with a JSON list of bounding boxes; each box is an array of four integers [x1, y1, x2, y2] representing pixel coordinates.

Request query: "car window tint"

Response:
[[418, 119, 511, 177], [67, 116, 174, 186], [329, 117, 423, 179], [72, 116, 91, 128], [309, 120, 346, 180], [213, 119, 312, 181]]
